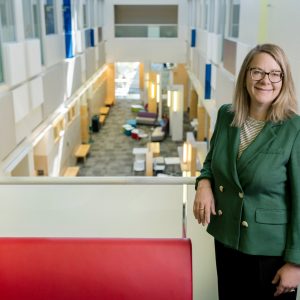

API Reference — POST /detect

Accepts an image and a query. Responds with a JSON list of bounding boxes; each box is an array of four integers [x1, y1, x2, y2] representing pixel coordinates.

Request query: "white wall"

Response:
[[238, 1, 260, 45], [266, 0, 300, 104]]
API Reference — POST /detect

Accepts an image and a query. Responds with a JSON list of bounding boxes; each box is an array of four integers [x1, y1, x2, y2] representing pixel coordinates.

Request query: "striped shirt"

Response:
[[238, 116, 266, 159]]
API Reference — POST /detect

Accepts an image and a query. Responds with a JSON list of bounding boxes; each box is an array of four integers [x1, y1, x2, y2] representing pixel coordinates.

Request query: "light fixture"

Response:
[[145, 72, 149, 88], [150, 82, 155, 99], [183, 142, 188, 163], [156, 74, 160, 84], [167, 90, 172, 107], [172, 91, 179, 112], [156, 74, 161, 103]]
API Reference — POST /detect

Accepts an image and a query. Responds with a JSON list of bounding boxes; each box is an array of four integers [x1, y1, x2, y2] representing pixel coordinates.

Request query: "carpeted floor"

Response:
[[78, 98, 193, 176]]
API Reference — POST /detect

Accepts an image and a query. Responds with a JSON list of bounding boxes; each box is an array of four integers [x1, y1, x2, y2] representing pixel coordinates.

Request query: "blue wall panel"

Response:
[[205, 64, 212, 99], [191, 29, 196, 47], [63, 0, 73, 58]]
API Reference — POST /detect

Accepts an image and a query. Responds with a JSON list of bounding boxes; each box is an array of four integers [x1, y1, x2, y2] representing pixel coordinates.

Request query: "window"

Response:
[[204, 0, 208, 30], [229, 0, 240, 38], [0, 0, 16, 42], [96, 0, 104, 27], [88, 0, 94, 27], [208, 0, 215, 32], [82, 4, 87, 28], [75, 0, 88, 30], [0, 37, 3, 82], [217, 0, 226, 35], [23, 0, 40, 39], [0, 0, 16, 83], [44, 0, 57, 34]]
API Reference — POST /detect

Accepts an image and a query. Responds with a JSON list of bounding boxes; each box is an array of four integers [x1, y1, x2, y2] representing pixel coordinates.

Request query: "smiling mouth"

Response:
[[255, 87, 273, 92]]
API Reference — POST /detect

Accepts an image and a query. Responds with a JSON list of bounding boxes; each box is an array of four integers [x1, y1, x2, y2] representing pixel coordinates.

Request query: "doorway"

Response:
[[115, 62, 140, 99]]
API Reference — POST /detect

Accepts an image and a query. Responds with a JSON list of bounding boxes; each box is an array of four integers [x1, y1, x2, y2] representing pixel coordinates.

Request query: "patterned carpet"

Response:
[[79, 98, 192, 176]]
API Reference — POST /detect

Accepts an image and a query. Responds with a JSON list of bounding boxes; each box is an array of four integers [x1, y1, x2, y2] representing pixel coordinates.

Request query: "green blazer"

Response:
[[196, 104, 300, 264]]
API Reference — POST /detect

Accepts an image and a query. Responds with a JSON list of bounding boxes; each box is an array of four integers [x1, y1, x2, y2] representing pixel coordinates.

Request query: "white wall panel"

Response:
[[15, 114, 31, 144], [65, 56, 83, 98], [85, 47, 96, 78], [211, 64, 217, 90], [80, 54, 86, 82], [198, 29, 208, 55], [267, 0, 300, 61], [42, 63, 66, 117], [215, 68, 235, 109], [44, 34, 65, 67], [2, 42, 27, 86], [236, 42, 253, 76], [211, 34, 222, 65], [29, 76, 44, 109], [106, 39, 186, 63], [34, 128, 52, 156], [75, 30, 85, 54], [0, 93, 16, 160], [98, 42, 106, 67], [12, 84, 30, 122], [25, 39, 42, 77], [28, 106, 43, 132], [238, 0, 260, 45], [0, 184, 183, 238]]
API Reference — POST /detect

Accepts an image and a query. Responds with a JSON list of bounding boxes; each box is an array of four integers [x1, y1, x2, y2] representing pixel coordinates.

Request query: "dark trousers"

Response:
[[214, 240, 297, 300]]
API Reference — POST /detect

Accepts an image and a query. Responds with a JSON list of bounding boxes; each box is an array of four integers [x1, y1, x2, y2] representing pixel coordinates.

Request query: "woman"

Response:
[[193, 44, 300, 299]]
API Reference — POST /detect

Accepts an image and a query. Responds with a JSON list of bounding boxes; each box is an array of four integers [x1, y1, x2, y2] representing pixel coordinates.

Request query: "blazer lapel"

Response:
[[236, 122, 279, 174], [228, 124, 242, 188]]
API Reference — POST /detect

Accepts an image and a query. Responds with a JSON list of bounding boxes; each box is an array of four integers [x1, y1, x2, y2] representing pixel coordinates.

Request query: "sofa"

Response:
[[151, 117, 169, 142], [0, 237, 193, 300], [136, 111, 157, 125]]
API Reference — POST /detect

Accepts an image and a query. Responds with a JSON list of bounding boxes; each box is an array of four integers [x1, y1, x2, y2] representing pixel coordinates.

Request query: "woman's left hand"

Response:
[[272, 262, 300, 296]]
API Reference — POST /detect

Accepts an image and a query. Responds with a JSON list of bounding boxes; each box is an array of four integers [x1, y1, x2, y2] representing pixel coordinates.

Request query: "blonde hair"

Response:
[[231, 43, 297, 127]]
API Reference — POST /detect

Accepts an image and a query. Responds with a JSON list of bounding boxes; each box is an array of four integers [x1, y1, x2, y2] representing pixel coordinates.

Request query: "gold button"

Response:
[[241, 221, 248, 228], [238, 192, 244, 199], [219, 185, 224, 192], [218, 209, 223, 216]]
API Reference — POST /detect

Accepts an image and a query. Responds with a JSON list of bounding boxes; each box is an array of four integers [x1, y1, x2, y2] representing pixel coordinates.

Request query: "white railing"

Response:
[[0, 176, 218, 300], [115, 24, 178, 38]]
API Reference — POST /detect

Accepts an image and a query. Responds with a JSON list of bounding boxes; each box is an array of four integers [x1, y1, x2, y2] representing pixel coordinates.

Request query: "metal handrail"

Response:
[[0, 176, 196, 185]]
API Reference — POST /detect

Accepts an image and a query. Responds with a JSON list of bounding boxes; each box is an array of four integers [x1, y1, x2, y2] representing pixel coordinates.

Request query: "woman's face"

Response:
[[246, 52, 283, 110]]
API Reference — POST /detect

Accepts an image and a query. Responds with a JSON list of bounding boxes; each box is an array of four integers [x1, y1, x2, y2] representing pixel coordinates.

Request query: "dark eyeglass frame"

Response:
[[248, 67, 284, 83]]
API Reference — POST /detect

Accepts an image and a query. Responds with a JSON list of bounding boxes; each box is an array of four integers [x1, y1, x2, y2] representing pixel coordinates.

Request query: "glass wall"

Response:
[[23, 0, 40, 39], [0, 0, 16, 42], [0, 0, 16, 83], [229, 0, 240, 38], [44, 0, 57, 34]]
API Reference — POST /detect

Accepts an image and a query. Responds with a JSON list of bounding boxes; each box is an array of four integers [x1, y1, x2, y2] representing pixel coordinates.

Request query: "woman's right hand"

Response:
[[193, 179, 216, 226]]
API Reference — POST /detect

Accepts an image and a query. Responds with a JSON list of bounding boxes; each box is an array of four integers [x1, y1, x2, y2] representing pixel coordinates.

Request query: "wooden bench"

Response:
[[99, 114, 106, 125], [0, 238, 192, 300], [99, 106, 110, 115], [105, 98, 114, 107], [74, 144, 91, 163], [63, 166, 80, 176]]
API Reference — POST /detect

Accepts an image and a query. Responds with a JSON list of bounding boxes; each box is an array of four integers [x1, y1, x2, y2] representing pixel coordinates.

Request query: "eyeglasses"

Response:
[[248, 68, 284, 83]]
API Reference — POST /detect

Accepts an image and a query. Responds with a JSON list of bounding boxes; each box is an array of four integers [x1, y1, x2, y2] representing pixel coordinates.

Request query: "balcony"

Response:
[[0, 176, 218, 299]]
